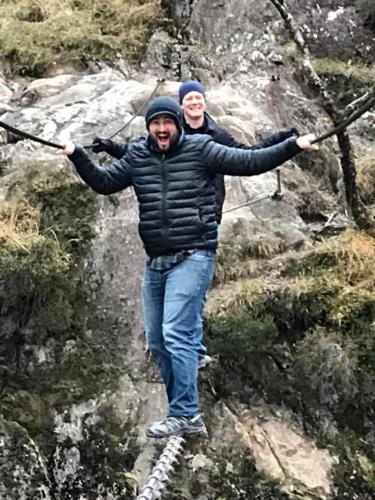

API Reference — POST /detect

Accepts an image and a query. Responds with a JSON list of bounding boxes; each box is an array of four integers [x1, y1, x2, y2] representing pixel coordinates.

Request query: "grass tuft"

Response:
[[0, 199, 41, 251], [312, 58, 375, 85], [0, 0, 161, 76]]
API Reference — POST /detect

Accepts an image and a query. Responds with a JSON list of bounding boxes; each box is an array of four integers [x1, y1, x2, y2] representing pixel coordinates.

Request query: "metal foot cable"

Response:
[[223, 168, 283, 215], [136, 436, 185, 500]]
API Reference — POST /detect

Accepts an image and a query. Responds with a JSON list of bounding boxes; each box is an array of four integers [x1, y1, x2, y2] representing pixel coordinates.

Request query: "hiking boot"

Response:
[[146, 414, 206, 438], [198, 354, 213, 370]]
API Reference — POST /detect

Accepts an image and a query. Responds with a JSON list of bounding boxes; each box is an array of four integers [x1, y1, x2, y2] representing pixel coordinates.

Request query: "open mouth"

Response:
[[157, 134, 169, 148]]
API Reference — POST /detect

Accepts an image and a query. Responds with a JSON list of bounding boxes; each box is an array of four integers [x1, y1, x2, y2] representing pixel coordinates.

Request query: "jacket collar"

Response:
[[183, 112, 216, 134]]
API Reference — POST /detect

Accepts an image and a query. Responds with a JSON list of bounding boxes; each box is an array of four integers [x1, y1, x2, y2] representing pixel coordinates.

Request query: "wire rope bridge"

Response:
[[136, 436, 185, 500]]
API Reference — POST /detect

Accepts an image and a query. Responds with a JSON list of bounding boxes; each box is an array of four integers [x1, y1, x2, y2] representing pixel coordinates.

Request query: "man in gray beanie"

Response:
[[58, 96, 317, 439]]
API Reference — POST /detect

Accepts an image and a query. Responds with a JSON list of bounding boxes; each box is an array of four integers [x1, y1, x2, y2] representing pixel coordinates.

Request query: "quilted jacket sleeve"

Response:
[[68, 145, 132, 195]]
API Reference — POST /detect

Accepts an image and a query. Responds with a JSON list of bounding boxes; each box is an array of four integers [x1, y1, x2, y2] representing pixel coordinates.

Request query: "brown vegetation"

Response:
[[0, 0, 161, 76], [0, 199, 41, 250]]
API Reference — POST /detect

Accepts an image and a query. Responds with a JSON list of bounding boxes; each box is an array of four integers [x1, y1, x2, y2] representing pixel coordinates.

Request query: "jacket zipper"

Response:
[[161, 154, 168, 242]]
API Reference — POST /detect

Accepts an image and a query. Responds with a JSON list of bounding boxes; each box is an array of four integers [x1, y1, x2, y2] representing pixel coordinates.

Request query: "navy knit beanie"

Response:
[[178, 80, 205, 104], [145, 96, 182, 130]]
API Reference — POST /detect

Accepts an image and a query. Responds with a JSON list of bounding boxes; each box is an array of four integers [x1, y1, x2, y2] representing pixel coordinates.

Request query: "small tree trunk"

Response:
[[269, 0, 370, 228], [336, 130, 368, 228]]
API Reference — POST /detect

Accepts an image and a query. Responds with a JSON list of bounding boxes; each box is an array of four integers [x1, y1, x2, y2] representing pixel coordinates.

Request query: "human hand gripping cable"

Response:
[[296, 133, 319, 150], [56, 142, 75, 156]]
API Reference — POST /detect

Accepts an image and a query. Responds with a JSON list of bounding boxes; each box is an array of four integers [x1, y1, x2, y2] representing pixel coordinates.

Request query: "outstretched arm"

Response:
[[58, 143, 132, 195], [249, 128, 300, 150], [203, 134, 317, 176], [214, 125, 299, 150]]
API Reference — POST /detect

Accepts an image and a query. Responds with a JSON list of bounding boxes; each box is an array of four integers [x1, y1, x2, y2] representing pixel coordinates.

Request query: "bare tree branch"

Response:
[[344, 86, 375, 116], [269, 0, 370, 228], [269, 0, 340, 121], [313, 95, 375, 144]]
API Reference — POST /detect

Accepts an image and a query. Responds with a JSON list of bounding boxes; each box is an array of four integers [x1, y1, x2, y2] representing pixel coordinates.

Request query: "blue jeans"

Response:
[[141, 250, 216, 417], [196, 225, 220, 359]]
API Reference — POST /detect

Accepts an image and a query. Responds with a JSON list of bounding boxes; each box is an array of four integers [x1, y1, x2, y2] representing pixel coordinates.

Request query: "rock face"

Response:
[[163, 0, 374, 68], [0, 0, 374, 499], [226, 406, 334, 496], [0, 418, 52, 499]]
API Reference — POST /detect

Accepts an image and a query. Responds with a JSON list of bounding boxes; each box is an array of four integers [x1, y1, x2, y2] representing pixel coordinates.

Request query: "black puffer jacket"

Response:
[[96, 115, 299, 223], [70, 134, 301, 257]]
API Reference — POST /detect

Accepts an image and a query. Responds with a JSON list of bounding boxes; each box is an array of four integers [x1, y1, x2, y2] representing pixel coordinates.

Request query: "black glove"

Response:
[[91, 137, 112, 153]]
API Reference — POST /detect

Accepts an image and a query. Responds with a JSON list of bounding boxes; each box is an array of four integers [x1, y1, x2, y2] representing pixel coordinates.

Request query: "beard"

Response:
[[150, 130, 180, 151]]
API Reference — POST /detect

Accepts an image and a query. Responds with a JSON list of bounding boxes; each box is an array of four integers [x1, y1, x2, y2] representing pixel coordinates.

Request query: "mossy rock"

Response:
[[165, 434, 290, 500], [0, 416, 52, 498], [311, 58, 374, 105], [332, 433, 375, 497], [49, 339, 122, 404], [357, 153, 375, 205], [0, 160, 129, 461], [207, 455, 290, 500], [53, 402, 139, 499], [356, 0, 375, 30], [207, 228, 375, 464], [0, 391, 53, 452], [216, 219, 288, 284], [292, 142, 342, 196]]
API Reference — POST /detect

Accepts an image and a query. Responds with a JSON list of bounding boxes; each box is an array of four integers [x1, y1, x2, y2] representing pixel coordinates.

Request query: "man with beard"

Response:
[[92, 81, 299, 368], [58, 96, 317, 439]]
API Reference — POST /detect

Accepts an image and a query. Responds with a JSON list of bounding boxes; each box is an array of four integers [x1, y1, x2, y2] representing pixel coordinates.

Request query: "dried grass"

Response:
[[322, 229, 375, 287], [312, 58, 375, 85], [0, 0, 161, 75], [288, 229, 375, 290], [0, 200, 41, 250]]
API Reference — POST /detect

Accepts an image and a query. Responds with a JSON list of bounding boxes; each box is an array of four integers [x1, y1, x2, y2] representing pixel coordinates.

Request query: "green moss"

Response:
[[7, 164, 99, 257], [0, 0, 162, 76], [357, 154, 375, 205], [216, 220, 287, 284], [332, 433, 375, 497], [207, 229, 375, 445], [49, 339, 122, 404], [0, 164, 124, 458], [207, 313, 278, 358], [209, 456, 290, 499], [0, 391, 53, 451], [357, 454, 375, 490], [312, 58, 374, 83], [311, 58, 374, 105], [0, 236, 69, 281], [294, 327, 358, 411], [2, 165, 98, 323]]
